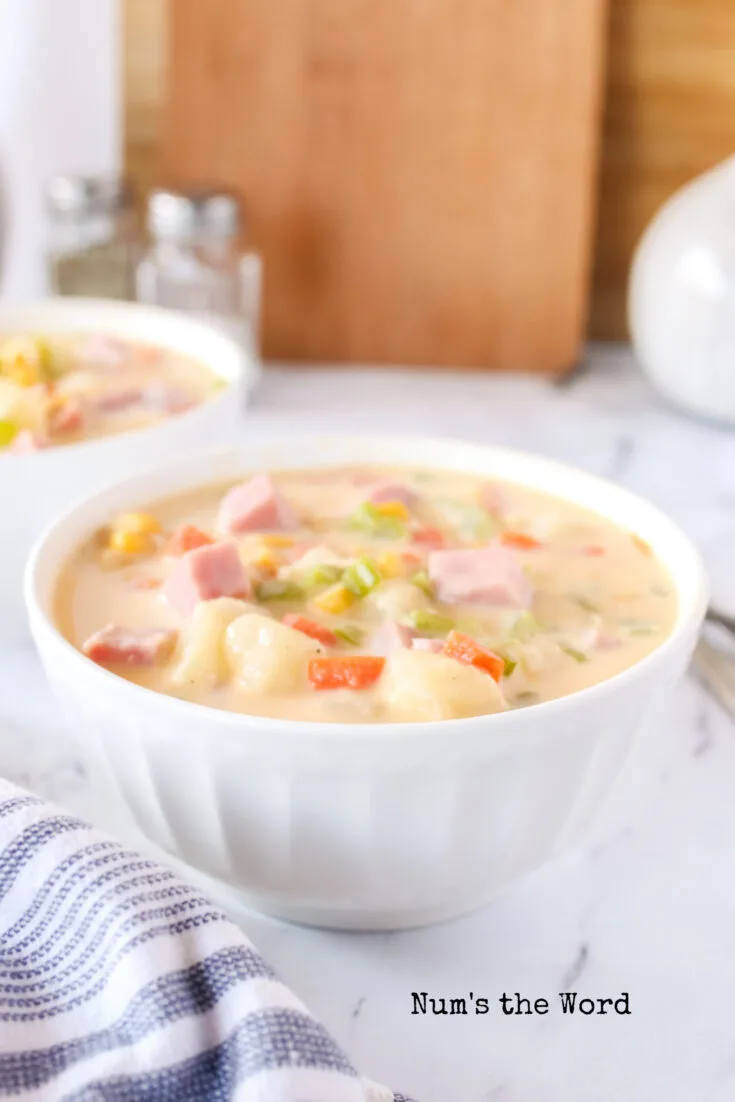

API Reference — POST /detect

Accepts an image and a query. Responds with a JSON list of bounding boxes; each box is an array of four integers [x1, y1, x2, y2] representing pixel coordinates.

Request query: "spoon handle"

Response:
[[693, 638, 735, 718], [705, 608, 735, 635]]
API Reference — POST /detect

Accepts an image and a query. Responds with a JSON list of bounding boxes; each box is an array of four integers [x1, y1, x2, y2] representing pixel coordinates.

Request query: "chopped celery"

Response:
[[255, 579, 304, 602], [509, 610, 542, 642], [302, 563, 344, 589], [405, 609, 455, 635], [343, 556, 382, 597], [456, 615, 488, 637], [561, 645, 589, 664], [0, 420, 18, 449], [334, 625, 365, 646], [513, 690, 539, 708], [570, 594, 600, 613], [438, 500, 502, 541], [410, 570, 434, 597], [620, 618, 660, 636], [349, 502, 407, 540], [502, 656, 517, 678]]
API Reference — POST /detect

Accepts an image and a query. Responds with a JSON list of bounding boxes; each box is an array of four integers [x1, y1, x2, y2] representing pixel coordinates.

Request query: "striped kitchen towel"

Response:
[[0, 778, 416, 1102]]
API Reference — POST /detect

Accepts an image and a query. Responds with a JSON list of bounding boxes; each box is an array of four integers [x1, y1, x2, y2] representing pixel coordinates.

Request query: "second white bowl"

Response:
[[0, 298, 255, 643], [26, 436, 707, 929]]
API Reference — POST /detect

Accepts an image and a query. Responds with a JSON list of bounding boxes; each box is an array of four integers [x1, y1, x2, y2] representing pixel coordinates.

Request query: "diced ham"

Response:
[[368, 620, 415, 655], [428, 545, 533, 607], [10, 430, 49, 454], [94, 387, 145, 414], [164, 541, 251, 615], [575, 625, 621, 653], [48, 396, 86, 437], [478, 482, 506, 516], [368, 482, 417, 507], [411, 637, 443, 653], [82, 624, 177, 666], [218, 473, 299, 534], [77, 335, 130, 370], [144, 383, 195, 415]]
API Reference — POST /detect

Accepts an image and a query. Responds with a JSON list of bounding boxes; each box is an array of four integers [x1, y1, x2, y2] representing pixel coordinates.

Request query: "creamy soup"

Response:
[[0, 332, 222, 452], [56, 466, 677, 724]]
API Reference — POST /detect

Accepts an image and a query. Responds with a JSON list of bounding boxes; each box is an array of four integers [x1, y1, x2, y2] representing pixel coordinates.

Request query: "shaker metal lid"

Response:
[[147, 187, 242, 239], [45, 175, 132, 214]]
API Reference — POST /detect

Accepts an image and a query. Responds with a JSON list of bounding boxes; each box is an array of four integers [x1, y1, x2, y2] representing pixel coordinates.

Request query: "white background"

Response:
[[0, 0, 119, 299]]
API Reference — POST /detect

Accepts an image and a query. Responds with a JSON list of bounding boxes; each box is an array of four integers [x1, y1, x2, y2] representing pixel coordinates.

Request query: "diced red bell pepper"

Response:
[[166, 524, 214, 555], [282, 614, 338, 648], [308, 655, 385, 690], [442, 630, 504, 681], [411, 526, 446, 549], [499, 531, 542, 551]]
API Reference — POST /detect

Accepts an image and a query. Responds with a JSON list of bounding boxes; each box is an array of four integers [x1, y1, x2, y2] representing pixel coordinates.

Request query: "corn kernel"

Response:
[[252, 547, 279, 575], [0, 336, 51, 387], [376, 552, 403, 578], [373, 500, 410, 521], [261, 534, 295, 548], [108, 529, 155, 556], [312, 583, 355, 615], [113, 512, 162, 537]]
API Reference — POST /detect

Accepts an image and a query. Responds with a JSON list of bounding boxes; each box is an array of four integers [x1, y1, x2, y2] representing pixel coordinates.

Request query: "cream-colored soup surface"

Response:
[[0, 332, 222, 452], [56, 466, 677, 724]]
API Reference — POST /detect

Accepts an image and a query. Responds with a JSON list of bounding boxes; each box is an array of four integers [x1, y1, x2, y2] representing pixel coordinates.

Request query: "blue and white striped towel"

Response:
[[0, 778, 416, 1102]]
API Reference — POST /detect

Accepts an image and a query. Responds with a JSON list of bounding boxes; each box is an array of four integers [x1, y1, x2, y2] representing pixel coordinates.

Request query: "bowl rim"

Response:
[[0, 296, 257, 461], [25, 433, 709, 741]]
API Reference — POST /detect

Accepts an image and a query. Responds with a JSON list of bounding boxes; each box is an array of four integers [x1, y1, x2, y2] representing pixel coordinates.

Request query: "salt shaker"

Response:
[[46, 175, 139, 300], [136, 187, 262, 358]]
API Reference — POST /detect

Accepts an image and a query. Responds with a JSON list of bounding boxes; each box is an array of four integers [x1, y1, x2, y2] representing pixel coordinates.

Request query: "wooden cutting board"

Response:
[[160, 0, 607, 370]]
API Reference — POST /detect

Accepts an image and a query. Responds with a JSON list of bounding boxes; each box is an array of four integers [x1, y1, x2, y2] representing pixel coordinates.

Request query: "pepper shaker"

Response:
[[45, 175, 139, 300], [136, 187, 262, 359]]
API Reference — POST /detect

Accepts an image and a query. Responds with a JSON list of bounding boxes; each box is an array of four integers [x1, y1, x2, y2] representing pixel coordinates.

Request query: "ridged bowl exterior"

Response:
[[26, 437, 707, 929]]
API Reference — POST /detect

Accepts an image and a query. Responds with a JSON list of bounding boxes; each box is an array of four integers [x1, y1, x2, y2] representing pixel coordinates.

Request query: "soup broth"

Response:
[[0, 332, 222, 452], [56, 465, 677, 723]]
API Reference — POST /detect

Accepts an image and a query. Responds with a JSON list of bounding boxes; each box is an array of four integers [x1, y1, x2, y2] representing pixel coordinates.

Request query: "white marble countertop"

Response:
[[2, 343, 734, 1102]]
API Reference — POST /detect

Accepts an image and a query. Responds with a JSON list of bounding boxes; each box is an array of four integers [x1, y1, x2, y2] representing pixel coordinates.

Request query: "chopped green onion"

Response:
[[510, 610, 542, 642], [650, 585, 670, 599], [334, 625, 365, 646], [410, 570, 434, 597], [570, 594, 600, 613], [255, 578, 304, 602], [405, 609, 455, 635], [513, 690, 539, 708], [502, 656, 517, 678], [342, 556, 382, 597], [348, 502, 407, 539], [626, 624, 660, 637], [0, 420, 18, 449], [463, 506, 503, 541], [301, 563, 344, 589], [561, 645, 589, 664]]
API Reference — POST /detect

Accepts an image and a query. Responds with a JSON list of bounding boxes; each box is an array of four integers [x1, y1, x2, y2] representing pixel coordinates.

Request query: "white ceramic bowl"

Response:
[[26, 436, 707, 930], [0, 298, 256, 643]]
